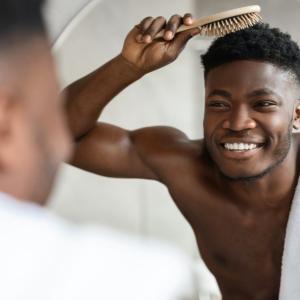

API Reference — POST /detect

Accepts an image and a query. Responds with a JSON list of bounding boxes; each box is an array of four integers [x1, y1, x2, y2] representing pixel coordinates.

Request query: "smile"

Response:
[[219, 141, 265, 159], [222, 142, 263, 151]]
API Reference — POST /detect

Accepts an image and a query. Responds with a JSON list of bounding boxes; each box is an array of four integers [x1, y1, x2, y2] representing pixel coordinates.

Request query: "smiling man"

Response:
[[204, 60, 297, 180], [66, 18, 300, 299]]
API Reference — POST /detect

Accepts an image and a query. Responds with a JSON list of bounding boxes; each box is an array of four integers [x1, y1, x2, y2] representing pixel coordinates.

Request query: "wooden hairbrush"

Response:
[[155, 5, 262, 38]]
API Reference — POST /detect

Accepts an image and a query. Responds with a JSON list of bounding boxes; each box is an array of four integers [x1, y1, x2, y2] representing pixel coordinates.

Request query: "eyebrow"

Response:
[[207, 89, 231, 98], [246, 88, 281, 99], [207, 88, 282, 100]]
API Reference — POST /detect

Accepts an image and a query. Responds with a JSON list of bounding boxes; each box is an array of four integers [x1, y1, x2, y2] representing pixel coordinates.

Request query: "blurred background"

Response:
[[43, 0, 300, 298]]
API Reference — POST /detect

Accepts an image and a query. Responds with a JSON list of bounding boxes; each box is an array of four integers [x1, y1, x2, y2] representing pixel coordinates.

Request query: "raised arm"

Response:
[[65, 14, 200, 180]]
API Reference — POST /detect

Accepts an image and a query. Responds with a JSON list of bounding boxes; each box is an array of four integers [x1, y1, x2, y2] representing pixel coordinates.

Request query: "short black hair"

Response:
[[0, 0, 46, 44], [201, 23, 300, 83]]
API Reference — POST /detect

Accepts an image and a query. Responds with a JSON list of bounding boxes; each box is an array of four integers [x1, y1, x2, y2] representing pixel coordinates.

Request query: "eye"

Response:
[[254, 100, 278, 110], [207, 101, 230, 110]]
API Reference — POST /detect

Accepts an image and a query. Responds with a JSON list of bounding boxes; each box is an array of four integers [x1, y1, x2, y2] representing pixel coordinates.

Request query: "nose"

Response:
[[222, 105, 256, 131]]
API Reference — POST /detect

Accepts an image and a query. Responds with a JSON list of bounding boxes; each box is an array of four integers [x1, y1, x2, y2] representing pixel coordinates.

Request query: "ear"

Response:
[[293, 100, 300, 130]]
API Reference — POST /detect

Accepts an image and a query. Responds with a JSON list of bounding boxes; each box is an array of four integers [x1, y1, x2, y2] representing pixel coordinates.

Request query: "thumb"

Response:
[[169, 27, 200, 53]]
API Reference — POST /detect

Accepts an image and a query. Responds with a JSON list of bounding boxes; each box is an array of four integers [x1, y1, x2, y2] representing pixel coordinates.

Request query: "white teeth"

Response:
[[224, 143, 259, 151], [238, 143, 244, 150]]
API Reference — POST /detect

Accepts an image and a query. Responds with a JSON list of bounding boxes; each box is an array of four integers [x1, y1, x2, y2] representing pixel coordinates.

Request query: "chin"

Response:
[[218, 162, 279, 182], [33, 171, 57, 205], [32, 187, 51, 205], [220, 170, 267, 182]]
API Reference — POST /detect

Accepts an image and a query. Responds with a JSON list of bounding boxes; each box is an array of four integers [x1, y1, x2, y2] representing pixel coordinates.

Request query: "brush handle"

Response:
[[154, 5, 261, 39]]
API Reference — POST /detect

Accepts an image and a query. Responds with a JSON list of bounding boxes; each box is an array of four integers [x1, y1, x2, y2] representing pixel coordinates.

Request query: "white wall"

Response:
[[44, 0, 90, 43]]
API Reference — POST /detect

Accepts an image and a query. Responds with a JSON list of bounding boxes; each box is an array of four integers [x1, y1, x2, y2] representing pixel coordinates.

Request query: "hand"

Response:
[[121, 14, 200, 76]]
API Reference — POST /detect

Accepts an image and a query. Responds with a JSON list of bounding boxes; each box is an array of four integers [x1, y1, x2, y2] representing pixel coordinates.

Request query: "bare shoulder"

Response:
[[130, 126, 209, 180], [131, 126, 203, 156]]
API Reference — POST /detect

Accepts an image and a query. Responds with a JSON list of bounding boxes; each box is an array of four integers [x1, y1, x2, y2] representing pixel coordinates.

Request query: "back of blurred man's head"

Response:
[[0, 0, 72, 205]]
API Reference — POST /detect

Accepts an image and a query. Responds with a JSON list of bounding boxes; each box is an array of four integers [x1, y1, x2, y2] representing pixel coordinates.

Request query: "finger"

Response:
[[169, 27, 200, 53], [164, 14, 183, 41], [138, 16, 155, 33], [142, 16, 166, 43], [136, 17, 154, 42], [183, 13, 193, 26]]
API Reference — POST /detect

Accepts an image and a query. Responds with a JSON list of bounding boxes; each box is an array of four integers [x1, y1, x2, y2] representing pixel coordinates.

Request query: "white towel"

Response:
[[279, 177, 300, 299]]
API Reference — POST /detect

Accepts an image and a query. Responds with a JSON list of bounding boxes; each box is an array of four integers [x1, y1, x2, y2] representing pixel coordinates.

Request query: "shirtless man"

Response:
[[65, 14, 300, 299]]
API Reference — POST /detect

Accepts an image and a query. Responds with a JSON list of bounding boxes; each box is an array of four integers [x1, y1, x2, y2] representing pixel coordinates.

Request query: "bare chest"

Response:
[[168, 184, 290, 299], [195, 214, 285, 299]]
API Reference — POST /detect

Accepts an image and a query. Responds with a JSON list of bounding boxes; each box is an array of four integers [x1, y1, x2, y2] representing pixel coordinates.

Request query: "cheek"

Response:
[[203, 110, 215, 130], [257, 112, 293, 142], [203, 118, 212, 142], [203, 113, 224, 140], [10, 115, 45, 178], [43, 108, 73, 163]]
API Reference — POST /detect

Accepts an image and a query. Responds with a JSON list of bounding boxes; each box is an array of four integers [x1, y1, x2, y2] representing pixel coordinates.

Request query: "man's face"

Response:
[[2, 36, 72, 204], [203, 60, 300, 180]]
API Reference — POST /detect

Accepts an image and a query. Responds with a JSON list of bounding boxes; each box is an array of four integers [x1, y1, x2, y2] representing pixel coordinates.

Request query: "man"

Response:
[[66, 14, 300, 299], [0, 2, 196, 299]]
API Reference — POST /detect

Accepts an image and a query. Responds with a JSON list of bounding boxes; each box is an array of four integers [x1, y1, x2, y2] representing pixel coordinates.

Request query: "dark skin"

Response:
[[65, 14, 300, 299]]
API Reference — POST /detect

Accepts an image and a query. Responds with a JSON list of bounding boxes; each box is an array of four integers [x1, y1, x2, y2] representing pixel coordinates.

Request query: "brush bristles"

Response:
[[200, 12, 262, 37]]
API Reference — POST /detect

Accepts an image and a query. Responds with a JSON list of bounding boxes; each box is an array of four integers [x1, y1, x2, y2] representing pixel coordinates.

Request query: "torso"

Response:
[[154, 134, 300, 300], [170, 180, 289, 299]]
